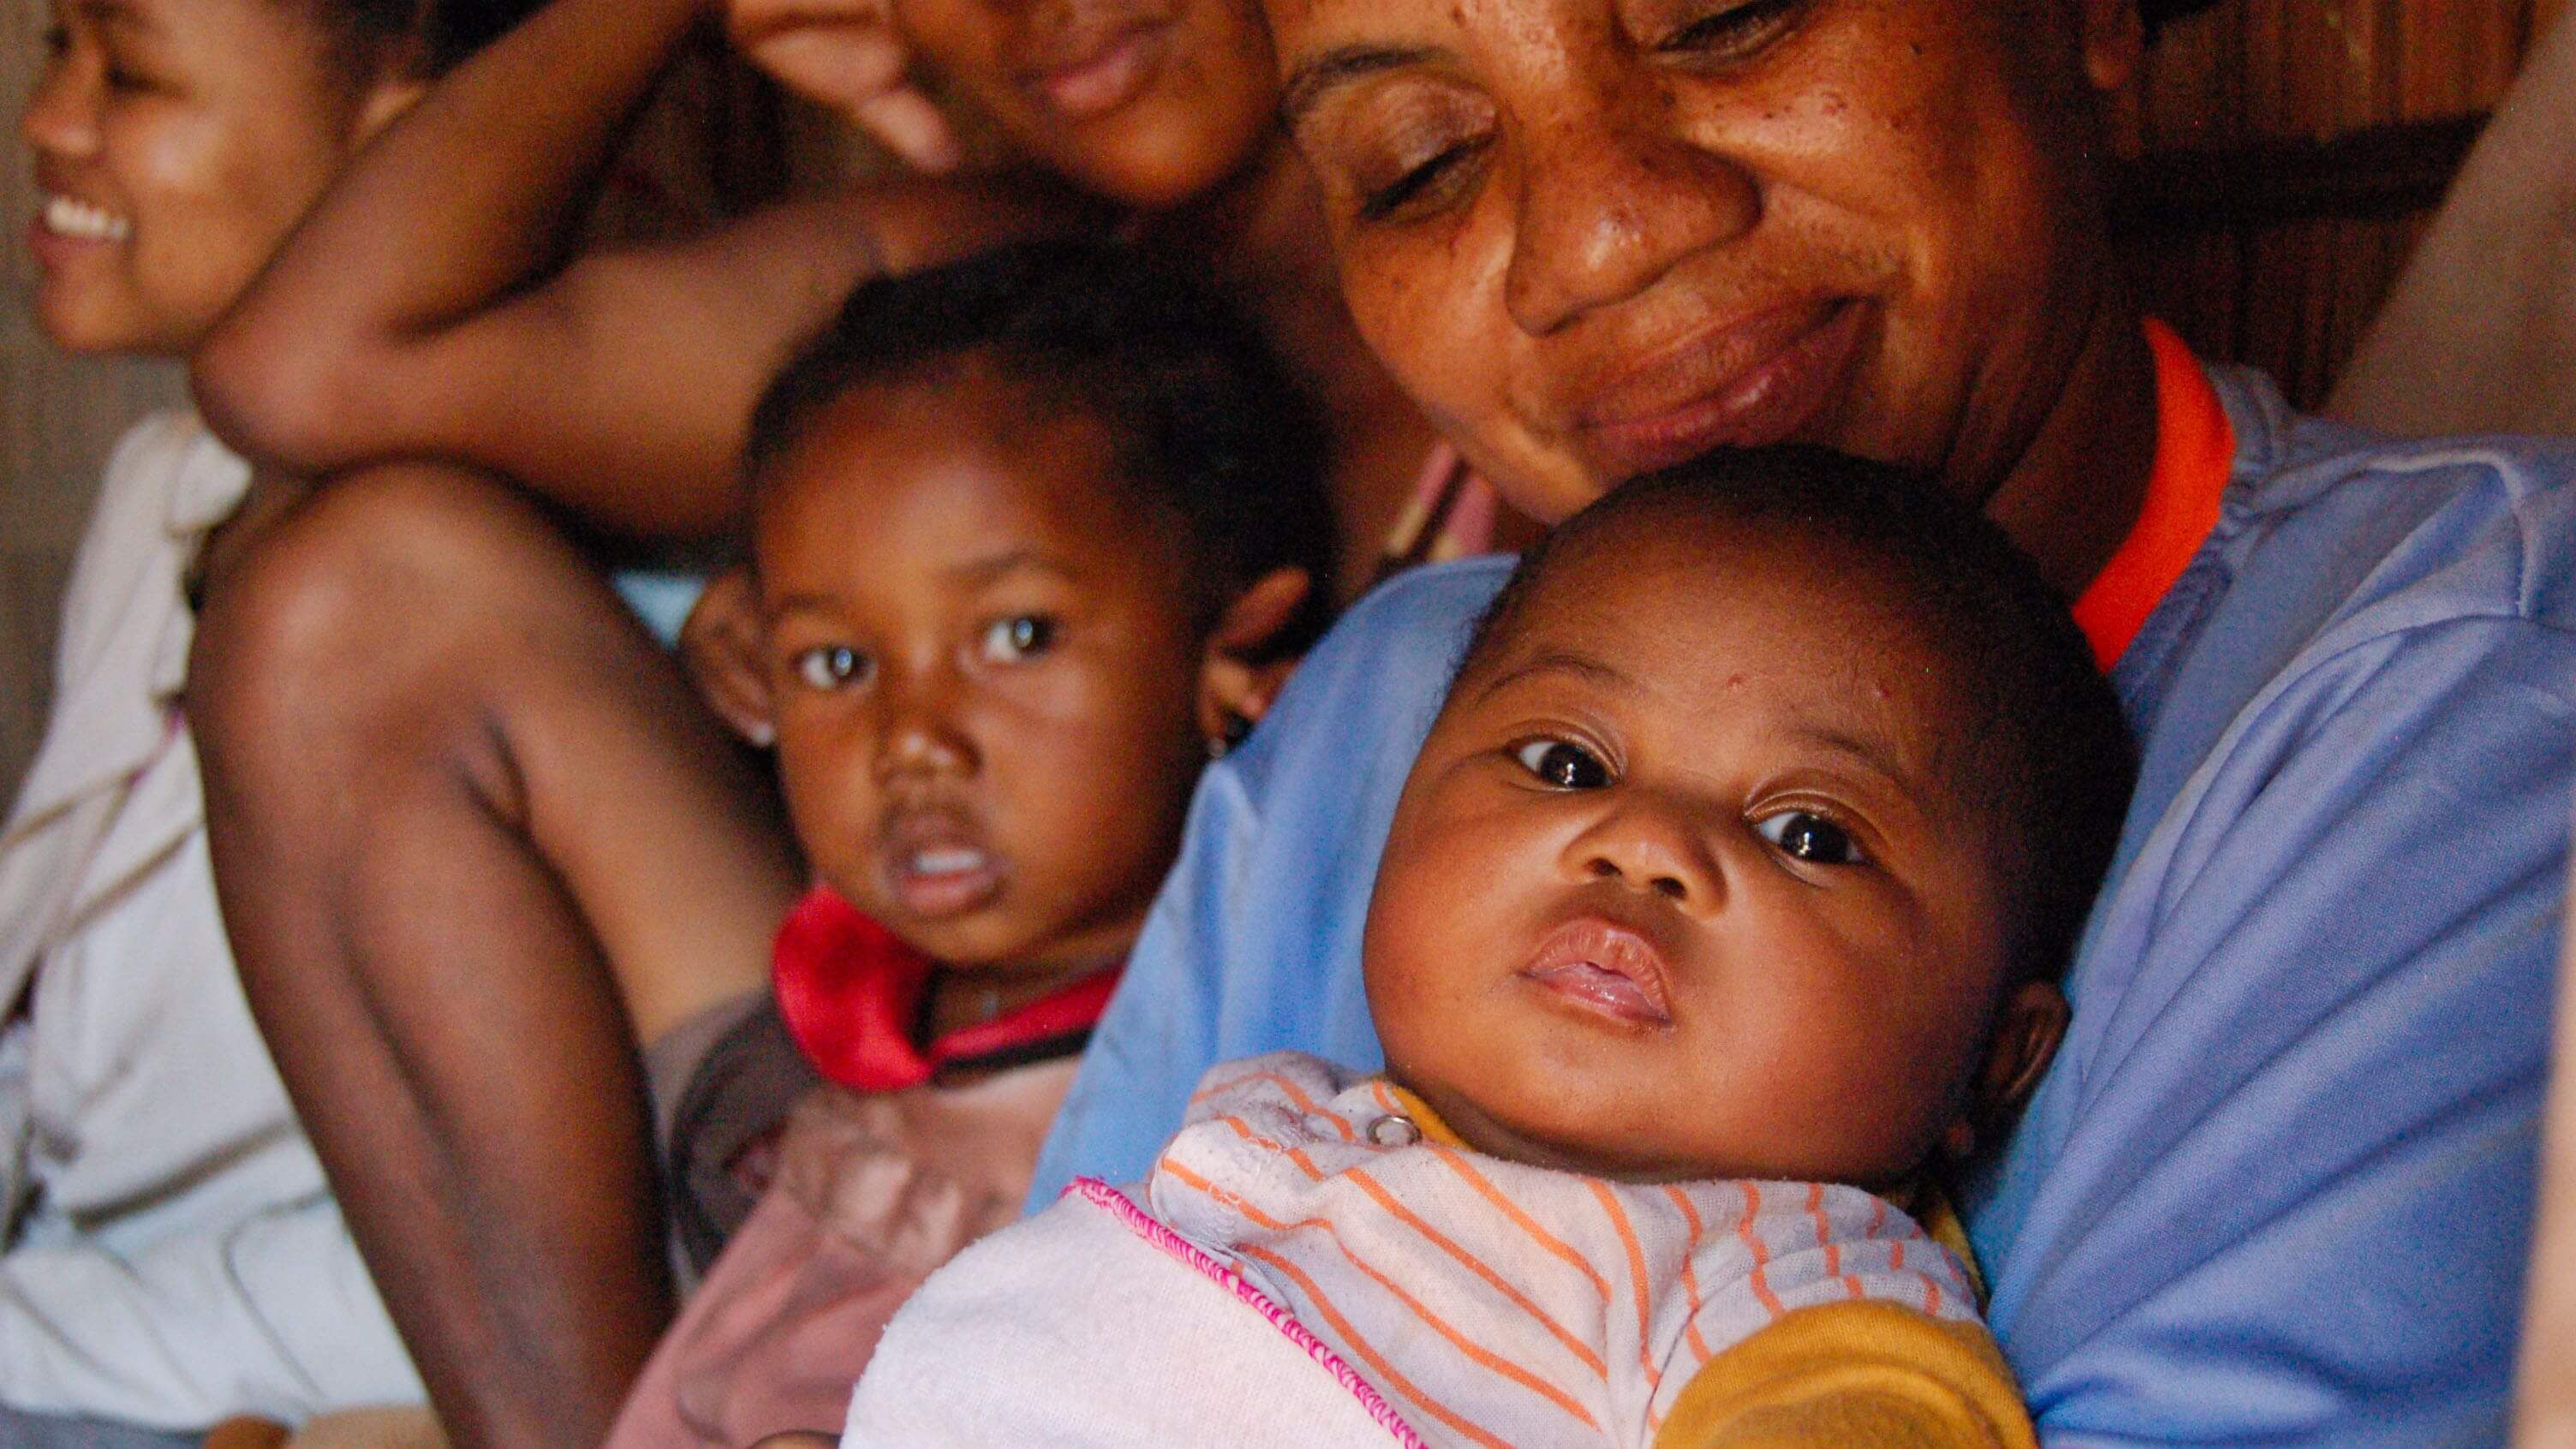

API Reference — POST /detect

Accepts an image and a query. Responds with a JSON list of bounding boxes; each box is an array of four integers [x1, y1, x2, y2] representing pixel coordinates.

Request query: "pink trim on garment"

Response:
[[1067, 1178, 1429, 1449]]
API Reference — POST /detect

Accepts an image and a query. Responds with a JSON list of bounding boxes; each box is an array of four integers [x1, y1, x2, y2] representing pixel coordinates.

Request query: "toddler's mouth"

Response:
[[878, 815, 1004, 921], [1519, 917, 1675, 1028]]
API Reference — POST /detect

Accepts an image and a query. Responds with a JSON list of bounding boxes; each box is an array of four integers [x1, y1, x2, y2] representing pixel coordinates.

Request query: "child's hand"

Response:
[[724, 0, 964, 173], [680, 565, 778, 748]]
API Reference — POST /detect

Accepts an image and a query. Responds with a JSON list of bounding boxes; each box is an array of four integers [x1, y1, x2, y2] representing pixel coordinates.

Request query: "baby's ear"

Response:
[[1196, 567, 1315, 751], [1944, 980, 2070, 1161]]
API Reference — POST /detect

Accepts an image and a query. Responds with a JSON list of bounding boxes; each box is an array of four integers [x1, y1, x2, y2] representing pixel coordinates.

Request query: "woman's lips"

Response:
[[1572, 301, 1867, 479], [1518, 917, 1675, 1028], [1026, 22, 1168, 121], [27, 192, 133, 271]]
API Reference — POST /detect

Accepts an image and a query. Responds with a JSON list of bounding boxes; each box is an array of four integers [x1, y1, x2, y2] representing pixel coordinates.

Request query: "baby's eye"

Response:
[[1753, 810, 1866, 866], [978, 614, 1058, 664], [1512, 738, 1611, 790], [793, 644, 870, 691]]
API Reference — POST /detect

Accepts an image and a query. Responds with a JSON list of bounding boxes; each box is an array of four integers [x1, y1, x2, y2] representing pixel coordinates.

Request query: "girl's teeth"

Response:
[[910, 848, 987, 876], [44, 194, 131, 242]]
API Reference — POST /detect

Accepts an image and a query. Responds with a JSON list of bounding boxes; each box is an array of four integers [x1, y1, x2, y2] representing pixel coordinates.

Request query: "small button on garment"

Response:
[[1368, 1113, 1422, 1148]]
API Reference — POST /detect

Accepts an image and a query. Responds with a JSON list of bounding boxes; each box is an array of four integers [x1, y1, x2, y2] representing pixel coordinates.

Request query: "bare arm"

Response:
[[194, 0, 1086, 538]]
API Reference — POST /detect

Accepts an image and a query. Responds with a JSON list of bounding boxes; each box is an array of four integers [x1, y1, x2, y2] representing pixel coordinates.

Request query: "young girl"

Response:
[[603, 241, 1338, 1446], [843, 450, 2136, 1447], [176, 0, 1494, 1433], [1, 0, 546, 1439]]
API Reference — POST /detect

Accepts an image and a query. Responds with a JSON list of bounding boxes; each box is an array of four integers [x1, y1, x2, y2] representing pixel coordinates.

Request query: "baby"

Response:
[[840, 446, 2137, 1447], [605, 240, 1338, 1446]]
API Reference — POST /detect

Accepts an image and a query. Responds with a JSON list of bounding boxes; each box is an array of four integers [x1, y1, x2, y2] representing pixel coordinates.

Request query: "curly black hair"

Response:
[[747, 239, 1338, 658], [289, 0, 547, 77]]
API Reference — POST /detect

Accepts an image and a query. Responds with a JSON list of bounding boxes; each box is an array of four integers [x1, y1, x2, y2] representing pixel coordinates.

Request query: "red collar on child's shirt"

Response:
[[2070, 320, 2239, 669], [771, 886, 1123, 1094]]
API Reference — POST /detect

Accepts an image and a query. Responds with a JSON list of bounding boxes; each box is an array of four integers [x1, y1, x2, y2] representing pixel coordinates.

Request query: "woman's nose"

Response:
[[1502, 80, 1762, 337], [1561, 795, 1726, 909], [21, 41, 103, 162]]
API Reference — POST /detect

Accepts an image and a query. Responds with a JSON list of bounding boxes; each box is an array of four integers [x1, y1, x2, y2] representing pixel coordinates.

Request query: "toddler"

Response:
[[842, 446, 2137, 1447], [603, 240, 1338, 1445]]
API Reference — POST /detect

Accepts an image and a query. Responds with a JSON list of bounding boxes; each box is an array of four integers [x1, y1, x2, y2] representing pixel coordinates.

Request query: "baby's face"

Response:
[[753, 369, 1210, 977], [1363, 520, 2017, 1188]]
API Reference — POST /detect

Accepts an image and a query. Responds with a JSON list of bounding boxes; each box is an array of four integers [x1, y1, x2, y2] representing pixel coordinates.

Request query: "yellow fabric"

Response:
[[1652, 1300, 2036, 1449]]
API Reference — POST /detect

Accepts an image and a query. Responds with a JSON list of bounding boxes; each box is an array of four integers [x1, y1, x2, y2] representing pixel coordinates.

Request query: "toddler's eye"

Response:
[[1754, 810, 1865, 865], [794, 645, 870, 691], [1512, 738, 1611, 790], [978, 614, 1057, 663]]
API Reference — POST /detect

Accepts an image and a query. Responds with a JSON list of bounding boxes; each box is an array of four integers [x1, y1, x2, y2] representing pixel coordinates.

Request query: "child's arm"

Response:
[[191, 0, 1085, 540], [1653, 1302, 2035, 1449]]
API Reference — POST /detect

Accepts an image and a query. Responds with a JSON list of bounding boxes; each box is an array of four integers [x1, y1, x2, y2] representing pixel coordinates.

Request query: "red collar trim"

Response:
[[2071, 319, 2238, 669], [770, 886, 1122, 1094]]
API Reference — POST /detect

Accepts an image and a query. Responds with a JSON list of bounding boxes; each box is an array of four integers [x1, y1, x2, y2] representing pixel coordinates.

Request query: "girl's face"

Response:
[[753, 367, 1216, 977], [21, 0, 402, 355], [896, 0, 1280, 208]]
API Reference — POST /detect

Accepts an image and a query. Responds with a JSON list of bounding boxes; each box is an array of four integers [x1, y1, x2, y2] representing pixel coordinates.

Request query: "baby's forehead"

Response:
[[1461, 522, 1994, 776]]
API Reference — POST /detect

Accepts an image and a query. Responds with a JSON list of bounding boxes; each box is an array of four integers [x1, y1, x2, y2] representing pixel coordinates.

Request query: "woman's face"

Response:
[[21, 0, 395, 356], [1266, 0, 2136, 522], [897, 0, 1281, 208]]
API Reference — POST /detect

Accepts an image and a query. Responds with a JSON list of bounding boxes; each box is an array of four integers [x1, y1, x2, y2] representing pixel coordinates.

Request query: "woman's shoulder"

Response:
[[1234, 556, 1515, 784]]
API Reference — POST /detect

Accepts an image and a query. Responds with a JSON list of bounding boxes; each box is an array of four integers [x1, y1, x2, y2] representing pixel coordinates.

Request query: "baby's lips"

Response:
[[1519, 916, 1676, 1026]]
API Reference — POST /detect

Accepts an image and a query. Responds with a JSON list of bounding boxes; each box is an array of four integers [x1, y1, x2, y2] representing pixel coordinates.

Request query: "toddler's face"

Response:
[[754, 370, 1210, 978], [1363, 520, 2019, 1188]]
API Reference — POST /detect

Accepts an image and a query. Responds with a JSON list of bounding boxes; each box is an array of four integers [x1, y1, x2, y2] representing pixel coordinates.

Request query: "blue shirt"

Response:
[[1032, 365, 2576, 1446]]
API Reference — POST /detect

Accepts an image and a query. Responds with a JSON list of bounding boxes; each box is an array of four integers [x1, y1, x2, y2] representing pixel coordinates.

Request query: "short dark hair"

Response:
[[747, 240, 1338, 656], [1463, 445, 2138, 988], [289, 0, 546, 77]]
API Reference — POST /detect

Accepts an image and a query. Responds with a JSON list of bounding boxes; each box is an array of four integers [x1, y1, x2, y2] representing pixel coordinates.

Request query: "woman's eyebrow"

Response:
[[1280, 44, 1442, 128]]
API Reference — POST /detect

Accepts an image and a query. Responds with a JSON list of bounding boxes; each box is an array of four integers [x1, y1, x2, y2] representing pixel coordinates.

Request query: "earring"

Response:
[[1207, 711, 1254, 760]]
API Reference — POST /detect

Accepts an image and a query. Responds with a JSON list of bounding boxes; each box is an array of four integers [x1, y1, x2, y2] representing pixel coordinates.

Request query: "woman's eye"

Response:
[[1358, 140, 1484, 223], [1660, 0, 1802, 57], [1512, 738, 1612, 790], [1754, 810, 1866, 866], [793, 645, 869, 691], [978, 614, 1058, 663], [41, 24, 69, 55]]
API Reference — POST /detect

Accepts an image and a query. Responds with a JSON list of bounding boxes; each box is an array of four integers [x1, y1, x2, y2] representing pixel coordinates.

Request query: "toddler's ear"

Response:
[[1945, 980, 2070, 1160], [1196, 567, 1315, 750], [680, 566, 778, 748]]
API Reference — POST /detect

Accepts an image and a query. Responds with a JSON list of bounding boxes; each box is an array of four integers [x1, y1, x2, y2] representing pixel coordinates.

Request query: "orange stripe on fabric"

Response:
[[1585, 1180, 1660, 1391], [1433, 1148, 1615, 1303], [1347, 1167, 1609, 1380], [1190, 1071, 1361, 1142], [1166, 1162, 1584, 1428], [1736, 1183, 1785, 1320], [1313, 1231, 1602, 1432], [2072, 319, 2236, 669], [1662, 1186, 1716, 1367], [1806, 1183, 1840, 1279], [1236, 1243, 1519, 1449], [1159, 1156, 1299, 1232], [1215, 1114, 1333, 1182]]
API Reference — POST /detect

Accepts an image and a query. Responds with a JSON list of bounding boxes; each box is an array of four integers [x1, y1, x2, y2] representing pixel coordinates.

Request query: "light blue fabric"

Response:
[[1031, 363, 2576, 1446], [611, 568, 708, 647]]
